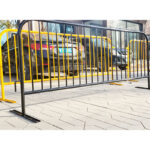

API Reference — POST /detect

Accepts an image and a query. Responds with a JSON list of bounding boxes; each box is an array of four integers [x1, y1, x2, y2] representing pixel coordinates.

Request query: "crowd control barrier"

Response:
[[1, 20, 148, 122]]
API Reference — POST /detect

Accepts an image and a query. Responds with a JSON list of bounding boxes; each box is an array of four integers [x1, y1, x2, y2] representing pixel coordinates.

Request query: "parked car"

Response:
[[112, 48, 128, 70], [2, 33, 85, 80], [82, 37, 127, 71], [146, 34, 150, 51]]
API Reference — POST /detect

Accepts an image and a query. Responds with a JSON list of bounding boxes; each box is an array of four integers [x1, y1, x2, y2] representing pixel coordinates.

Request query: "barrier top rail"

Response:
[[19, 20, 147, 35]]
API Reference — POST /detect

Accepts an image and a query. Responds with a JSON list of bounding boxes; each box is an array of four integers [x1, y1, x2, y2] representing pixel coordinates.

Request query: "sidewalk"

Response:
[[0, 78, 150, 130]]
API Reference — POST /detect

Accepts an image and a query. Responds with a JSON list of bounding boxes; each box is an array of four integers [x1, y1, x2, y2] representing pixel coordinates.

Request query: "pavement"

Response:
[[1, 77, 150, 130]]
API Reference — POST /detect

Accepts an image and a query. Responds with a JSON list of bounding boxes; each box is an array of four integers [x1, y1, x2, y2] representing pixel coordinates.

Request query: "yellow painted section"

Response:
[[21, 33, 25, 81], [40, 35, 44, 80], [80, 37, 83, 74], [14, 34, 18, 81], [100, 37, 103, 73], [34, 33, 38, 80], [96, 37, 99, 76], [56, 34, 60, 79], [6, 33, 11, 82], [52, 35, 56, 78], [61, 36, 65, 76], [67, 36, 70, 76], [109, 82, 123, 86], [76, 36, 79, 74], [89, 37, 92, 75], [27, 32, 32, 80], [46, 34, 50, 79], [107, 39, 109, 75], [104, 39, 106, 72], [92, 37, 95, 74], [3, 72, 112, 86], [0, 29, 17, 102]]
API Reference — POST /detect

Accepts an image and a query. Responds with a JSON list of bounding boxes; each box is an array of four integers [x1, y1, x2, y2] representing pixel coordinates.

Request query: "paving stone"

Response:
[[0, 78, 150, 130]]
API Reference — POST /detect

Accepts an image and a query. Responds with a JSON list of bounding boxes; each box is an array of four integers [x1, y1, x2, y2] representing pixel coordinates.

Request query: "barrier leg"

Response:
[[14, 81, 17, 92], [0, 79, 16, 103], [135, 38, 150, 89], [10, 21, 40, 123]]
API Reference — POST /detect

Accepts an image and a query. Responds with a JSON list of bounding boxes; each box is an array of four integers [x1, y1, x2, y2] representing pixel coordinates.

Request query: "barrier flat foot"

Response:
[[109, 82, 123, 86], [135, 87, 150, 90], [0, 98, 16, 103], [129, 80, 138, 82], [10, 110, 40, 123]]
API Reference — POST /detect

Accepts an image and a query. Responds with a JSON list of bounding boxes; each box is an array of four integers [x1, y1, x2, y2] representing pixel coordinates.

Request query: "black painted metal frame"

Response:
[[10, 20, 150, 123]]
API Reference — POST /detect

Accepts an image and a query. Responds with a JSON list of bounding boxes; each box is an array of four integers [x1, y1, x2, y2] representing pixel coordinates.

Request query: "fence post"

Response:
[[0, 40, 5, 101], [147, 39, 150, 89], [135, 34, 150, 89]]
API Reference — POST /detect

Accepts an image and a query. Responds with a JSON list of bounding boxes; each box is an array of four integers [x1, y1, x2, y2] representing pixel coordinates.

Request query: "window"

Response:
[[65, 25, 74, 33], [47, 23, 61, 33], [84, 20, 105, 36], [127, 22, 141, 31], [107, 20, 143, 48]]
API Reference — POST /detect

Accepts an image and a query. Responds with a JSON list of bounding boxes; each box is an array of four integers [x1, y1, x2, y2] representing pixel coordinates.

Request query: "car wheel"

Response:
[[68, 70, 78, 76], [118, 66, 126, 70]]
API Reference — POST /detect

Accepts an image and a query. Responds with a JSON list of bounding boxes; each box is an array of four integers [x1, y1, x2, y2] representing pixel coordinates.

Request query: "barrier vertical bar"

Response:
[[125, 31, 127, 79], [34, 33, 38, 80], [100, 34, 104, 82], [93, 36, 95, 75], [107, 38, 109, 81], [77, 26, 81, 85], [80, 36, 83, 75], [71, 32, 74, 86], [67, 36, 70, 76], [47, 23, 52, 89], [96, 29, 99, 82], [52, 34, 56, 78], [63, 24, 68, 87], [61, 36, 65, 77], [46, 32, 50, 80], [38, 21, 44, 90], [136, 35, 138, 77], [120, 31, 122, 80], [141, 40, 143, 77], [104, 38, 106, 73], [84, 28, 88, 84], [6, 33, 12, 82], [56, 25, 60, 88], [14, 34, 19, 81], [28, 21, 34, 91], [115, 31, 118, 80], [111, 32, 113, 80], [146, 37, 150, 89]]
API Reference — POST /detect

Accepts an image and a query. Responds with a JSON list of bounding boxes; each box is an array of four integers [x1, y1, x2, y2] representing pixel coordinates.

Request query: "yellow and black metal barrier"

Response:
[[127, 40, 148, 79], [9, 20, 149, 123], [0, 28, 114, 103], [0, 20, 149, 123]]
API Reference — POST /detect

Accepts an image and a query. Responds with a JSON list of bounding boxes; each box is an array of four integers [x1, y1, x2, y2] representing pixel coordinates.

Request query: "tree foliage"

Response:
[[0, 20, 18, 30]]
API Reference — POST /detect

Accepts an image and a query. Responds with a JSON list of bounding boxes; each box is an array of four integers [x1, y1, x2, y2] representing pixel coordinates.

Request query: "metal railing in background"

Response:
[[0, 29, 17, 103], [127, 40, 148, 79], [0, 20, 148, 123]]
